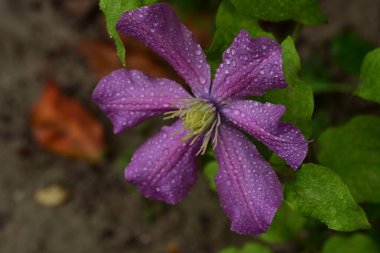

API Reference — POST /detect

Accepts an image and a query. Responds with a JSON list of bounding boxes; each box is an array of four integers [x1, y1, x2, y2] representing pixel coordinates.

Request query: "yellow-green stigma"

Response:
[[164, 98, 221, 155]]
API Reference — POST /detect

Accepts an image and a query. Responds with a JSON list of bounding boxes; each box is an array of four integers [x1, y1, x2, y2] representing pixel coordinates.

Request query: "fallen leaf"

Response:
[[123, 37, 177, 79], [31, 80, 104, 161], [184, 14, 213, 48], [34, 184, 70, 207], [78, 39, 122, 78], [78, 38, 178, 81], [126, 53, 171, 78], [166, 241, 181, 253], [62, 0, 97, 18]]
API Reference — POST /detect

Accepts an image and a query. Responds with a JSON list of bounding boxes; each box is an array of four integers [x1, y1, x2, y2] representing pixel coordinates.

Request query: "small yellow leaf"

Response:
[[34, 184, 70, 207]]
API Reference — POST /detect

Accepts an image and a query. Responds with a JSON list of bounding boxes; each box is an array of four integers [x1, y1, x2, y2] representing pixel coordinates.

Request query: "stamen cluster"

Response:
[[164, 98, 221, 155]]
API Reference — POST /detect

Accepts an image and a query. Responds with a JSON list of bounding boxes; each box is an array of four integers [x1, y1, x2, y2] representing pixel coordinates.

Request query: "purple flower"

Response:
[[92, 3, 308, 234]]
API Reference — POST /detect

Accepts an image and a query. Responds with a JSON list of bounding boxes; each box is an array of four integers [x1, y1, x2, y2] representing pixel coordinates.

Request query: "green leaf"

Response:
[[219, 248, 239, 253], [203, 161, 218, 190], [230, 0, 326, 25], [355, 48, 380, 104], [322, 234, 380, 253], [206, 0, 272, 71], [261, 37, 314, 137], [302, 76, 352, 94], [99, 0, 158, 65], [300, 53, 353, 94], [260, 203, 305, 243], [285, 163, 370, 231], [331, 32, 374, 76], [318, 115, 380, 203], [240, 244, 272, 253], [219, 243, 272, 253]]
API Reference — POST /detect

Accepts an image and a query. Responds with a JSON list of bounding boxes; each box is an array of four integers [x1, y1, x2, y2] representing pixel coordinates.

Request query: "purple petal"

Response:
[[221, 100, 308, 169], [125, 120, 201, 205], [116, 3, 211, 98], [214, 124, 283, 234], [92, 69, 191, 134], [211, 30, 286, 102]]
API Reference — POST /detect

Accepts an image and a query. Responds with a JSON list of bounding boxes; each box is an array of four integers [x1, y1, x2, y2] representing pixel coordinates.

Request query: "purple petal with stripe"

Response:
[[92, 69, 191, 134], [211, 30, 286, 102], [214, 124, 283, 234], [221, 100, 308, 169], [116, 3, 211, 98], [125, 120, 201, 205]]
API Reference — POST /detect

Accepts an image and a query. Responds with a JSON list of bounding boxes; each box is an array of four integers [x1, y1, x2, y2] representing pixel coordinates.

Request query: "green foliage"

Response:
[[301, 54, 352, 94], [322, 234, 380, 253], [207, 0, 272, 71], [219, 243, 272, 253], [285, 163, 370, 231], [302, 76, 351, 94], [355, 48, 380, 104], [299, 31, 374, 95], [331, 32, 374, 76], [261, 37, 314, 136], [260, 203, 305, 243], [167, 0, 220, 12], [318, 115, 380, 203], [99, 0, 158, 65], [117, 146, 135, 169], [229, 0, 326, 24], [203, 161, 218, 190]]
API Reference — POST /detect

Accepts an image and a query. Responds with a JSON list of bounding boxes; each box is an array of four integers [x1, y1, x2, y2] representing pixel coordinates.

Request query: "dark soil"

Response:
[[0, 0, 379, 253]]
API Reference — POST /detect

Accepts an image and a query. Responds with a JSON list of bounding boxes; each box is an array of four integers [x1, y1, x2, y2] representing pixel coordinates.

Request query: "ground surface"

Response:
[[0, 0, 379, 253]]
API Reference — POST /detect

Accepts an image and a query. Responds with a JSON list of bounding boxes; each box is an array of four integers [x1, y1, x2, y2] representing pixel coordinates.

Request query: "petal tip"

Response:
[[287, 138, 309, 170], [113, 124, 124, 135], [226, 212, 277, 235]]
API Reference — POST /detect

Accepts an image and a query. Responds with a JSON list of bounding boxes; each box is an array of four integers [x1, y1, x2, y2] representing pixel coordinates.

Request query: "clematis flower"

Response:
[[93, 3, 308, 234]]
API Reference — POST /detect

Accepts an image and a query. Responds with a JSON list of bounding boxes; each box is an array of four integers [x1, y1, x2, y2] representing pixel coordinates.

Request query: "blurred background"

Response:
[[0, 0, 379, 252]]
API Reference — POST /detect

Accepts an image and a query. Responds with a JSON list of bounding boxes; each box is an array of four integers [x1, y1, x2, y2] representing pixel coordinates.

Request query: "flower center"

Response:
[[183, 100, 216, 135], [164, 98, 221, 155]]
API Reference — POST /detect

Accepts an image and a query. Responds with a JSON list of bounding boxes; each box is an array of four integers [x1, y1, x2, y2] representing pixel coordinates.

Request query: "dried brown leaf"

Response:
[[78, 39, 122, 78], [31, 80, 104, 161]]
